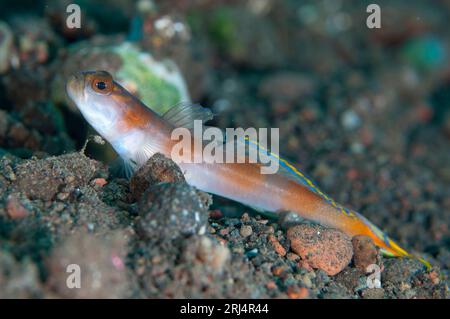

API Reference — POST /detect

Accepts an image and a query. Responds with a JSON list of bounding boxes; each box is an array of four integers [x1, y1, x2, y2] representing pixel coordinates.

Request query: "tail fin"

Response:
[[380, 237, 432, 269], [358, 212, 432, 269]]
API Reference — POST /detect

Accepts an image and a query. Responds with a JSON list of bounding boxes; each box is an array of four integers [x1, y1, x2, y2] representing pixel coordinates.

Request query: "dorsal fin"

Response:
[[162, 101, 214, 128]]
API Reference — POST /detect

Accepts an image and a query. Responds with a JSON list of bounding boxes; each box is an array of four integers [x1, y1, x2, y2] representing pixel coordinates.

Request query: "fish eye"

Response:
[[92, 78, 112, 94], [96, 81, 107, 90]]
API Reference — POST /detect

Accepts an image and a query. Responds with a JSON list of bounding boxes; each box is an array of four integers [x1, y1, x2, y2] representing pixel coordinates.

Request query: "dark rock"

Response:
[[130, 153, 185, 201], [352, 235, 379, 273], [12, 152, 106, 201], [136, 182, 209, 242]]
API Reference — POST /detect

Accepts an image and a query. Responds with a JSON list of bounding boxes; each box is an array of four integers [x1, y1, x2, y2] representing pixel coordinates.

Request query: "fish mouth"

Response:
[[66, 72, 85, 103]]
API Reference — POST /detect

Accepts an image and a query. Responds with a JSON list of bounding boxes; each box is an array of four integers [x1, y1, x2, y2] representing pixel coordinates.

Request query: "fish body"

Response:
[[66, 70, 428, 266]]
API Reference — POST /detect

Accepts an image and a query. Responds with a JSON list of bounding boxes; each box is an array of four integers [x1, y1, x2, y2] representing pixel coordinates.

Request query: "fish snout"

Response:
[[66, 72, 85, 100]]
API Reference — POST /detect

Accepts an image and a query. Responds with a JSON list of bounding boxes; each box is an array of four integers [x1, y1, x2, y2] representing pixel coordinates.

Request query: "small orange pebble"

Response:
[[93, 178, 107, 187], [287, 286, 309, 299], [266, 280, 277, 290], [268, 234, 287, 257], [416, 104, 433, 123], [428, 270, 440, 285], [6, 194, 28, 219], [346, 168, 359, 180], [219, 228, 230, 236], [271, 265, 286, 276], [288, 224, 353, 276]]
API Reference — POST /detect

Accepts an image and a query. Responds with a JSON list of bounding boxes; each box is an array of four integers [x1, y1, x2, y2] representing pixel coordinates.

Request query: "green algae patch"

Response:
[[114, 44, 190, 115]]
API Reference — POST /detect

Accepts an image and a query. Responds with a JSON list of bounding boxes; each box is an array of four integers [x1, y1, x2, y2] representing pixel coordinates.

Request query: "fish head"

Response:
[[66, 70, 123, 139]]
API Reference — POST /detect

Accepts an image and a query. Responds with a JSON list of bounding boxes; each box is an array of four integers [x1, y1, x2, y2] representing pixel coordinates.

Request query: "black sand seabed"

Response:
[[0, 0, 449, 298]]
